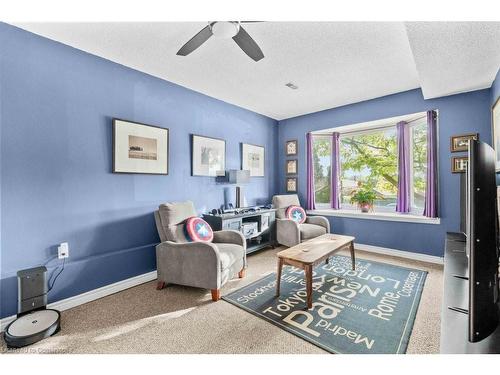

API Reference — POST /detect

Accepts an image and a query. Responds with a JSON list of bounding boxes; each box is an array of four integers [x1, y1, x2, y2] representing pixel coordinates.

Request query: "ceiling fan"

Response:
[[176, 21, 264, 62]]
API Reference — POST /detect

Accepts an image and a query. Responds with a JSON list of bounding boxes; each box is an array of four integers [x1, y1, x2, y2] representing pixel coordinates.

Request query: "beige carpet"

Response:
[[1, 246, 443, 354]]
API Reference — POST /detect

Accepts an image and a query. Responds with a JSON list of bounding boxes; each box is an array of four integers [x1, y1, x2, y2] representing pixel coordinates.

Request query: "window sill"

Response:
[[307, 209, 441, 225]]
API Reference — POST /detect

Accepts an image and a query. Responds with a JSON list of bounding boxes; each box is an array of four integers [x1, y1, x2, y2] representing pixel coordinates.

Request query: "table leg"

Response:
[[325, 257, 329, 265], [276, 257, 284, 297], [305, 264, 313, 309], [350, 242, 356, 270]]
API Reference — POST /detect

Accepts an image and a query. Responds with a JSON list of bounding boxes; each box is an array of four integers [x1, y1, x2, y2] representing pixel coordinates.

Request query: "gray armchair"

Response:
[[154, 200, 246, 301], [272, 194, 330, 247]]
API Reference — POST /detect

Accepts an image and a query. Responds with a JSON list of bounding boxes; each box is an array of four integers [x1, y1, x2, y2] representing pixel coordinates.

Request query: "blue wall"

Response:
[[492, 69, 500, 107], [0, 23, 279, 318], [278, 88, 493, 257], [1, 21, 498, 319]]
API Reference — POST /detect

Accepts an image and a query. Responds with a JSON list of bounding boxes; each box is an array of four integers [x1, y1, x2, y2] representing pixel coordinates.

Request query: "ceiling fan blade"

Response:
[[176, 25, 213, 56], [232, 26, 264, 62]]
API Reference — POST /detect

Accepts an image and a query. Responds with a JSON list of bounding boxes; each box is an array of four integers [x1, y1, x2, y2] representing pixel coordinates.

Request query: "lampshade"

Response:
[[227, 169, 250, 184]]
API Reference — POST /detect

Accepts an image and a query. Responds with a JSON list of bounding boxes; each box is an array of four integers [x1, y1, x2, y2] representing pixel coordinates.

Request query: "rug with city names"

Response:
[[223, 255, 427, 354]]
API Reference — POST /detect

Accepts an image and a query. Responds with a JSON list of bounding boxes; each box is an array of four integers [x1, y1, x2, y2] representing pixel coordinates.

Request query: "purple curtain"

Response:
[[331, 132, 341, 209], [424, 110, 438, 218], [396, 121, 411, 213], [306, 132, 316, 210]]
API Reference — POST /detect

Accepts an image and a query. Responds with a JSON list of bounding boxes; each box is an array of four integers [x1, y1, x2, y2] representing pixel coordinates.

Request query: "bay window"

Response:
[[310, 112, 434, 216]]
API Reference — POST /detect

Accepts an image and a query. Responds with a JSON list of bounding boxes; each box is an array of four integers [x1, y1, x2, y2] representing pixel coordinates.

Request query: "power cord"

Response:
[[47, 258, 65, 293]]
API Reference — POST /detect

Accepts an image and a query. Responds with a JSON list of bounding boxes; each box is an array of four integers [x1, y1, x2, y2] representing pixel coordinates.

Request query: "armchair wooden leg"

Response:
[[211, 289, 221, 301], [238, 269, 245, 278], [156, 281, 166, 290]]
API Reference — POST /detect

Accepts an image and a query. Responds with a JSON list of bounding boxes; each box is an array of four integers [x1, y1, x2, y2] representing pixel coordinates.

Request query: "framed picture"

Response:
[[112, 118, 169, 174], [451, 156, 468, 173], [492, 97, 500, 171], [241, 143, 265, 177], [286, 159, 298, 175], [191, 134, 226, 177], [450, 133, 478, 152], [286, 177, 298, 192], [286, 140, 298, 156]]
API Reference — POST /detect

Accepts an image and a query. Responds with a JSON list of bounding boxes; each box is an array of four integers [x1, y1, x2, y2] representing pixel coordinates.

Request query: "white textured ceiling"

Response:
[[405, 22, 500, 99], [12, 22, 500, 120]]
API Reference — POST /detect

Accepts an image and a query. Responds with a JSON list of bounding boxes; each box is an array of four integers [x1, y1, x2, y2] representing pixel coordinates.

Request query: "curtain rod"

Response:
[[313, 114, 428, 137]]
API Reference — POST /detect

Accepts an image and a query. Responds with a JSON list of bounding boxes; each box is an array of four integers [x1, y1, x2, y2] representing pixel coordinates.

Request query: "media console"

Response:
[[440, 232, 500, 353], [203, 208, 277, 254]]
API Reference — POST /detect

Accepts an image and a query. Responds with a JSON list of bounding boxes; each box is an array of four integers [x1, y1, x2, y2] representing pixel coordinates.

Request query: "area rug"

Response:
[[223, 255, 427, 354]]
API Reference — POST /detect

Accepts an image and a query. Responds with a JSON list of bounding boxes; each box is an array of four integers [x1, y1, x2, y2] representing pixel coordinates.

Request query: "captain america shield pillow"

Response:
[[185, 217, 214, 242], [285, 205, 306, 224]]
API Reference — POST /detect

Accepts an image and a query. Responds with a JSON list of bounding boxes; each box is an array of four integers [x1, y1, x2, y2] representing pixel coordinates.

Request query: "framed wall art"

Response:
[[450, 133, 478, 152], [286, 177, 298, 192], [112, 118, 169, 175], [191, 134, 226, 177], [492, 97, 500, 171], [241, 143, 265, 177], [286, 159, 298, 175], [285, 139, 298, 156], [451, 156, 468, 173]]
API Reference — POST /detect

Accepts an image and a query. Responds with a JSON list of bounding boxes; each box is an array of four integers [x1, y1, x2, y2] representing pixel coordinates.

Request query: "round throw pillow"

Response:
[[185, 217, 214, 242], [285, 205, 306, 224]]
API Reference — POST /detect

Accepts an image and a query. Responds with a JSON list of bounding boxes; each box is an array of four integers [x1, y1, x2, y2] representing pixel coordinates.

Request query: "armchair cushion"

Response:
[[272, 194, 300, 219], [158, 201, 197, 242], [213, 230, 246, 249], [299, 223, 327, 240], [305, 216, 330, 232], [159, 200, 197, 225]]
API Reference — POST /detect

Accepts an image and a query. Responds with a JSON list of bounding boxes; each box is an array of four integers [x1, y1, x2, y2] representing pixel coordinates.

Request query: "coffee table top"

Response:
[[277, 233, 355, 264]]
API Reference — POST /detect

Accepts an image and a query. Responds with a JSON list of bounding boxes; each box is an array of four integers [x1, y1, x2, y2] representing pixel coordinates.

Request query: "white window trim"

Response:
[[307, 208, 440, 225]]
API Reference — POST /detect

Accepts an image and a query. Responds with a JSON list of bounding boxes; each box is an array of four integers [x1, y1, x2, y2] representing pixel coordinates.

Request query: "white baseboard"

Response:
[[1, 270, 157, 332], [354, 243, 444, 265]]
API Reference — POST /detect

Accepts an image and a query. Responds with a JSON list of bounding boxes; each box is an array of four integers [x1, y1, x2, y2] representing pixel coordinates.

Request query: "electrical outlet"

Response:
[[58, 242, 69, 259]]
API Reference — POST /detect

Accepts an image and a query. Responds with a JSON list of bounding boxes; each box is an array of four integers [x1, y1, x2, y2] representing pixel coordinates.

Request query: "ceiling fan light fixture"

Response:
[[210, 21, 240, 39]]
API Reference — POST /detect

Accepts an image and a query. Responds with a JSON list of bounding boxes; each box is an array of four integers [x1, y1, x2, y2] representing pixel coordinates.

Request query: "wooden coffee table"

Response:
[[276, 233, 356, 309]]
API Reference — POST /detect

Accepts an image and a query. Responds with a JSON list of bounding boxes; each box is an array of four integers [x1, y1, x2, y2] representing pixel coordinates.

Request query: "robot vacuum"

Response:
[[3, 266, 62, 348], [4, 309, 61, 348]]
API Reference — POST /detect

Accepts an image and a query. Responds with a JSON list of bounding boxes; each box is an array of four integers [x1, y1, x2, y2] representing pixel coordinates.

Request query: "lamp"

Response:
[[228, 170, 250, 208]]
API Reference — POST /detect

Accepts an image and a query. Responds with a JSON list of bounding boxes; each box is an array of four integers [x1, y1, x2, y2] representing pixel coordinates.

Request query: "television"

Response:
[[460, 172, 467, 237], [466, 139, 499, 342]]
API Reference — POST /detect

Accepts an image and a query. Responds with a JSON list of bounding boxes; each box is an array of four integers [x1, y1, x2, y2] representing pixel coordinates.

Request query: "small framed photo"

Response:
[[286, 177, 298, 192], [450, 133, 478, 152], [191, 135, 226, 177], [113, 118, 169, 175], [492, 97, 500, 171], [241, 143, 265, 177], [286, 140, 298, 156], [451, 156, 468, 173], [286, 159, 298, 175]]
